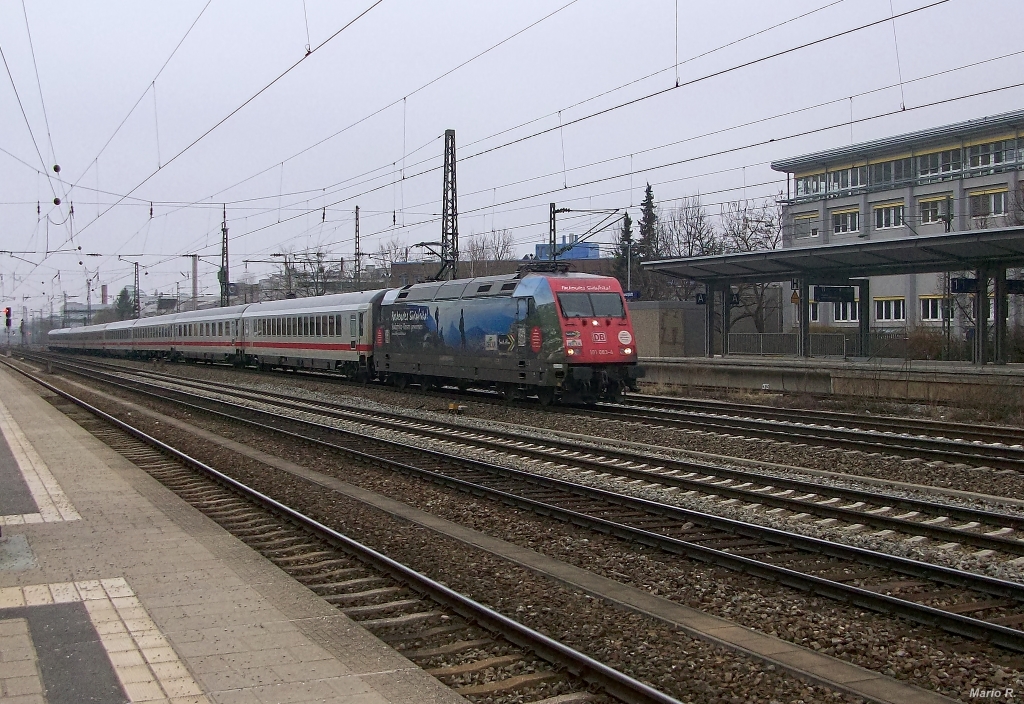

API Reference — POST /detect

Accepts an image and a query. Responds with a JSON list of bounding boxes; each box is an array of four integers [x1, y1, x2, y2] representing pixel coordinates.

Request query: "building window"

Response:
[[970, 190, 1007, 218], [920, 199, 944, 224], [833, 301, 859, 322], [794, 214, 819, 238], [874, 204, 904, 229], [826, 166, 867, 193], [920, 297, 952, 321], [832, 210, 859, 234], [969, 141, 1007, 170], [810, 302, 819, 322], [796, 174, 824, 197], [871, 158, 913, 186], [875, 298, 906, 322], [917, 149, 962, 177]]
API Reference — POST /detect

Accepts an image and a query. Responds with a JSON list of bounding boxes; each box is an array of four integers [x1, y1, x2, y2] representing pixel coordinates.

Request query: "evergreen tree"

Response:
[[612, 211, 635, 291], [636, 183, 659, 259], [114, 287, 134, 320]]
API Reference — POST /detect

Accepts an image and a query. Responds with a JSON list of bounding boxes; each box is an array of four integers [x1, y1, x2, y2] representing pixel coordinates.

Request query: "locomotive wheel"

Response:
[[394, 374, 408, 390], [536, 387, 556, 406]]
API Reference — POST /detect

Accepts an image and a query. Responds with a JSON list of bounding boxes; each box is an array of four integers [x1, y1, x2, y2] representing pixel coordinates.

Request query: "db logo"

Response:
[[592, 332, 607, 343], [617, 330, 633, 345]]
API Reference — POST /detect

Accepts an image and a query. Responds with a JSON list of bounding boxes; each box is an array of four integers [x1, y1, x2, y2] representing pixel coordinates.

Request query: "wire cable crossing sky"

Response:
[[1, 0, 1022, 311]]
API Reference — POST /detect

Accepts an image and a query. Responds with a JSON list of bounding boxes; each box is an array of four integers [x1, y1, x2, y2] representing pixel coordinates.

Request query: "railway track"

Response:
[[17, 355, 1024, 653], [622, 393, 1024, 447], [33, 351, 1024, 471], [30, 354, 1024, 557], [584, 398, 1024, 472], [18, 365, 679, 704]]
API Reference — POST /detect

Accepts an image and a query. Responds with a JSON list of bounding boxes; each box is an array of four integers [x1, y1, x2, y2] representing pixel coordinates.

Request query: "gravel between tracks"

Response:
[[132, 369, 1024, 584], [39, 363, 1024, 701], [42, 381, 863, 704]]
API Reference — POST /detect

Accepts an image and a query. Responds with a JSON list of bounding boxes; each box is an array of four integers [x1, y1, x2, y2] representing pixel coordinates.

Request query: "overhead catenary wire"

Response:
[[66, 0, 213, 196], [69, 0, 387, 242], [6, 1, 1013, 306]]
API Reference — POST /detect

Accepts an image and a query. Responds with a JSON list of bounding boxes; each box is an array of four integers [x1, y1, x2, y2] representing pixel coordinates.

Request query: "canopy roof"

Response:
[[771, 108, 1024, 173], [641, 226, 1024, 284]]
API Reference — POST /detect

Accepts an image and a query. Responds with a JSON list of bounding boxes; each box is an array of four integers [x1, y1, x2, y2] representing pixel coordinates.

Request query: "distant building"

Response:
[[534, 235, 600, 261], [771, 109, 1024, 335]]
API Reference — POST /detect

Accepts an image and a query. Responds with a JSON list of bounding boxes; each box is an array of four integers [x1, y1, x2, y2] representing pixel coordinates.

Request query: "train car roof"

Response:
[[167, 304, 250, 323], [381, 271, 615, 305], [239, 289, 387, 317]]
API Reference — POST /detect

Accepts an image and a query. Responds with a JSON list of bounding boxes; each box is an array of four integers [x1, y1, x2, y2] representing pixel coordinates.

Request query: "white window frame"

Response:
[[970, 190, 1007, 218], [832, 210, 860, 234], [833, 300, 859, 322], [920, 297, 951, 322], [920, 200, 942, 224], [874, 298, 906, 322], [874, 204, 904, 230], [793, 214, 819, 238]]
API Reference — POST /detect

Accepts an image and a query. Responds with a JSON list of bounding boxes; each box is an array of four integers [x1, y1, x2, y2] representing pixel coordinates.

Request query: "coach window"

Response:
[[327, 315, 334, 337], [312, 316, 319, 337], [218, 322, 223, 337], [302, 317, 308, 336], [349, 314, 356, 339], [358, 313, 364, 337]]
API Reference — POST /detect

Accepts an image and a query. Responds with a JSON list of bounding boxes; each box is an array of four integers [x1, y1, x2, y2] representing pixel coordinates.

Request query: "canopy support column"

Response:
[[994, 267, 1007, 365], [704, 284, 716, 357], [799, 279, 810, 357], [721, 284, 731, 356], [857, 279, 871, 358], [974, 268, 988, 365]]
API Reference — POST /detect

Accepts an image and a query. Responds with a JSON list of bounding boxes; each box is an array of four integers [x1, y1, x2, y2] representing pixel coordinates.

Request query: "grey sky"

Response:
[[1, 0, 1022, 315]]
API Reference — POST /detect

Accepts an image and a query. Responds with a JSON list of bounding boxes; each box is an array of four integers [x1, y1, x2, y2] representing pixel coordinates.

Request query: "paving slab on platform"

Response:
[[0, 366, 464, 704]]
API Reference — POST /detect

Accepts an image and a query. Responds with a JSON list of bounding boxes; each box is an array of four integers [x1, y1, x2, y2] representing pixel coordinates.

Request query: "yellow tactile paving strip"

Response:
[[0, 396, 80, 526], [0, 578, 208, 704]]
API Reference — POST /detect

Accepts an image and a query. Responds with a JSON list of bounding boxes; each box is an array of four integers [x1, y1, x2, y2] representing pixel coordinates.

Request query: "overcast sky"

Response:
[[2, 0, 1022, 316]]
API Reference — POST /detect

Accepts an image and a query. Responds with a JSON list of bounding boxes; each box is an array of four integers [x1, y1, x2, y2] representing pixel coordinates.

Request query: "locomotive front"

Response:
[[537, 274, 643, 402]]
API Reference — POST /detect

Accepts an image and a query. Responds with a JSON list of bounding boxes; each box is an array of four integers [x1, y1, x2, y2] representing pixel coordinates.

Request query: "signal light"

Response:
[[4, 307, 10, 329]]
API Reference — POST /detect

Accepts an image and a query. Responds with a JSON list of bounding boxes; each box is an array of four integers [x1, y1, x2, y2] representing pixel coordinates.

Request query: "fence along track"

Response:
[[26, 357, 1024, 653], [16, 366, 680, 704]]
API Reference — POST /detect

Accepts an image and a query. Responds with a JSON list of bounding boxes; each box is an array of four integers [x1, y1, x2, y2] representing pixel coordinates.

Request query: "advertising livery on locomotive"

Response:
[[48, 271, 643, 404]]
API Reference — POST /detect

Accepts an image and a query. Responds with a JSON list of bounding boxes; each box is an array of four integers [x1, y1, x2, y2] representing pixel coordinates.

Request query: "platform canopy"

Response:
[[641, 225, 1024, 285]]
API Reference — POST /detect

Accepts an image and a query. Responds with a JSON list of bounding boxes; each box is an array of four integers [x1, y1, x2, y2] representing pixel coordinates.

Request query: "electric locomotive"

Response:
[[48, 270, 643, 404], [376, 270, 642, 403]]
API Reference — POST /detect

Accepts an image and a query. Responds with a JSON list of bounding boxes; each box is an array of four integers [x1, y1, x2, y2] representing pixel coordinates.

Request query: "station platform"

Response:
[[639, 355, 1024, 407], [0, 365, 464, 704]]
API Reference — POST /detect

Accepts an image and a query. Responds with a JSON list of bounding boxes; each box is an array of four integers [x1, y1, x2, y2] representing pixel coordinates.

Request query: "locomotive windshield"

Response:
[[557, 292, 625, 318]]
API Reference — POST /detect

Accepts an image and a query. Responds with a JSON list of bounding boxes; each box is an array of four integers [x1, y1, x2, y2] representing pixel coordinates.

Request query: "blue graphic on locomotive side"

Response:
[[384, 299, 519, 357]]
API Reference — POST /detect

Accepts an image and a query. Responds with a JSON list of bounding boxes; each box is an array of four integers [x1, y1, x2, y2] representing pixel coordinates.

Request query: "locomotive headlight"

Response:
[[566, 348, 577, 356], [622, 347, 633, 355], [591, 319, 600, 326]]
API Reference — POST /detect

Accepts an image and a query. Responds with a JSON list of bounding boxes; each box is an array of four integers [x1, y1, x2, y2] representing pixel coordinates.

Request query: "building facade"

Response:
[[771, 110, 1024, 337]]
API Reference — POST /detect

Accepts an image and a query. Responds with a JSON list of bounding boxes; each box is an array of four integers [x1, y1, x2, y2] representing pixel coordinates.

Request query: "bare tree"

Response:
[[464, 229, 517, 276], [370, 236, 408, 285], [657, 195, 722, 300], [719, 197, 783, 332], [272, 245, 345, 297]]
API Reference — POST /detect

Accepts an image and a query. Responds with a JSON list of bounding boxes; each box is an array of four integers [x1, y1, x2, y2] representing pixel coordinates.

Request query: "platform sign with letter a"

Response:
[[695, 293, 707, 305]]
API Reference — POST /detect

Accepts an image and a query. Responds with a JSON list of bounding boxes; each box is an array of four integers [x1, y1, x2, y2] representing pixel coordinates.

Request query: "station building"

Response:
[[771, 109, 1024, 335]]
